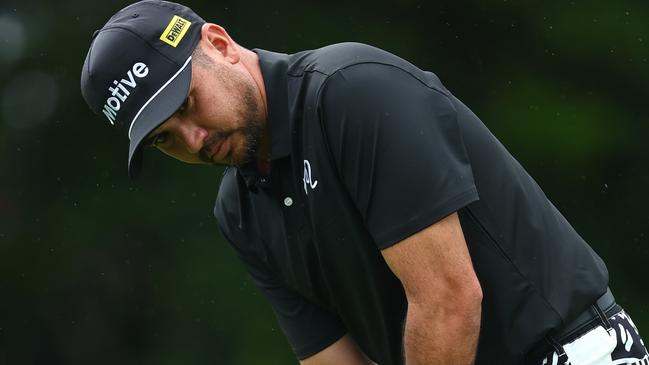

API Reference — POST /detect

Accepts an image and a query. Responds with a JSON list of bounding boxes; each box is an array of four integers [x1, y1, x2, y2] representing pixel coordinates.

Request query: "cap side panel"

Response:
[[100, 26, 180, 66], [80, 39, 98, 112]]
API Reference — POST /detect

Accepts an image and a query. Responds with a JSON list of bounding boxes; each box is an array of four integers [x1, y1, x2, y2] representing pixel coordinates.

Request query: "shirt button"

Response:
[[283, 197, 293, 207]]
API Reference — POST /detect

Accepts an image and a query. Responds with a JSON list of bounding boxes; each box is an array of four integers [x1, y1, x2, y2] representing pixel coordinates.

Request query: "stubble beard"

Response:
[[216, 81, 264, 167], [233, 83, 265, 166], [198, 61, 266, 167]]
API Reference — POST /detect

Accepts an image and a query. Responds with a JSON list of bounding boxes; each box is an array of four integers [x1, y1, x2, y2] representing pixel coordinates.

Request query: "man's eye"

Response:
[[152, 131, 170, 146]]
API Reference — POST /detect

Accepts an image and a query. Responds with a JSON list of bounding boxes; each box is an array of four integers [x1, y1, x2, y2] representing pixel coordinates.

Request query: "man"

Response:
[[80, 1, 648, 364]]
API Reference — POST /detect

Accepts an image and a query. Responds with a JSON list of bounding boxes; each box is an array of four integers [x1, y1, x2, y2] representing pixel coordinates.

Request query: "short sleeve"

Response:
[[214, 185, 346, 360], [319, 63, 479, 249]]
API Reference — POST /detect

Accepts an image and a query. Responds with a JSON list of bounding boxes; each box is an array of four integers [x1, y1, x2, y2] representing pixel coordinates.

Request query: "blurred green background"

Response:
[[0, 0, 647, 364]]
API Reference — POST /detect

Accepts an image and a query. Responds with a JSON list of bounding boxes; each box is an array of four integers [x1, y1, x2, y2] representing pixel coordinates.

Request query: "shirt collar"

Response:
[[238, 48, 292, 190]]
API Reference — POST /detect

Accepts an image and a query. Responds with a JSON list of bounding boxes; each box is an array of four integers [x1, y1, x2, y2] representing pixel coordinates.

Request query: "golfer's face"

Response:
[[144, 53, 265, 167]]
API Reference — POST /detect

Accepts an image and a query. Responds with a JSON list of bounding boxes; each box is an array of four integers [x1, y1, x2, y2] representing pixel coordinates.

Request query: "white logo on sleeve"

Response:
[[303, 160, 318, 194]]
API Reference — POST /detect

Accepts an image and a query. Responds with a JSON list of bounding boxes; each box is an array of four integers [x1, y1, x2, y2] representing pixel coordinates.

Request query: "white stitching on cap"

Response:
[[128, 55, 192, 140]]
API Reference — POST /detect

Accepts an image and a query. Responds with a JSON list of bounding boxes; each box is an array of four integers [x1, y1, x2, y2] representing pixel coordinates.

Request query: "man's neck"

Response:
[[238, 46, 268, 118], [238, 46, 273, 177]]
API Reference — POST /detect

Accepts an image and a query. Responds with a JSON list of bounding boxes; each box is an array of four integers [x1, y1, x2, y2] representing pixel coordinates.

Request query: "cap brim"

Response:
[[127, 58, 193, 178]]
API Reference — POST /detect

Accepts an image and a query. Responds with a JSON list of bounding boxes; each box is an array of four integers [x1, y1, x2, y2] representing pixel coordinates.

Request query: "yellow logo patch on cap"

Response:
[[160, 15, 191, 47]]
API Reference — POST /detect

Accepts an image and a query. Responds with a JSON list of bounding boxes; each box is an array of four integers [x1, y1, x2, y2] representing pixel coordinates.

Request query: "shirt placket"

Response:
[[273, 158, 309, 244]]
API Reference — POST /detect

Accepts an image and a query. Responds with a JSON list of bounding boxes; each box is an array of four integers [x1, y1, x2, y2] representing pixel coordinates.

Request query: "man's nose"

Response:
[[176, 120, 208, 154]]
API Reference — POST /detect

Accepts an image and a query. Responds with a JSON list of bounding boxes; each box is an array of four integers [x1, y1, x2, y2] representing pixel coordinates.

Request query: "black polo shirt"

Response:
[[213, 43, 609, 365]]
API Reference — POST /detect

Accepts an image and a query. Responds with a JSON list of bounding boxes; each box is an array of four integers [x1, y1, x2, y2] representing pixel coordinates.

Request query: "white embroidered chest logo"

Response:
[[303, 160, 318, 195]]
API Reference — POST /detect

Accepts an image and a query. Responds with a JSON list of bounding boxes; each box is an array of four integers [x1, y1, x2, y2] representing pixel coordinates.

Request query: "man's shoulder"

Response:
[[288, 42, 417, 77], [288, 42, 450, 101]]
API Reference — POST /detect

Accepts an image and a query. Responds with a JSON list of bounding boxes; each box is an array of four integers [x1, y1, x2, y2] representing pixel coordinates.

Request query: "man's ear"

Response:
[[198, 23, 240, 64]]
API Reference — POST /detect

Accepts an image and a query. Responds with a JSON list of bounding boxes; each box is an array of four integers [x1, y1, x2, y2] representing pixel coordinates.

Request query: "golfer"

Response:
[[80, 1, 648, 364]]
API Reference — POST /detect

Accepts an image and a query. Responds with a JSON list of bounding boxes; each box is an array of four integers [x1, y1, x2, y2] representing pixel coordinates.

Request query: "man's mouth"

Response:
[[206, 136, 230, 162]]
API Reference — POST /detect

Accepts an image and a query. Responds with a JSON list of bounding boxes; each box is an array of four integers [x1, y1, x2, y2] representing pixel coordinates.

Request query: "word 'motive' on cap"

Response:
[[80, 0, 206, 178]]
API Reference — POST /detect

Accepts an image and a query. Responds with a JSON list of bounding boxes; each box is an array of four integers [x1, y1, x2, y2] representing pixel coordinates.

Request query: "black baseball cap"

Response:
[[80, 0, 206, 178]]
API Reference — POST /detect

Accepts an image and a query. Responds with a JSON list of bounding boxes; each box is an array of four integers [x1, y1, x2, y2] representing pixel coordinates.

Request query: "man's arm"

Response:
[[381, 212, 482, 365], [300, 334, 377, 365]]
